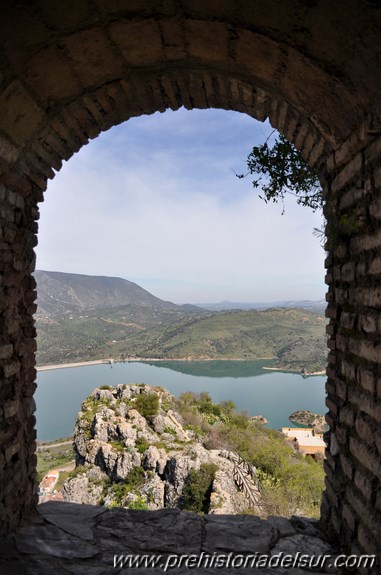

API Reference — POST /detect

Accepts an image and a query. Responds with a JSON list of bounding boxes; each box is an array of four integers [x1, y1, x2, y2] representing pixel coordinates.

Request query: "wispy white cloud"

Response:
[[36, 108, 325, 303]]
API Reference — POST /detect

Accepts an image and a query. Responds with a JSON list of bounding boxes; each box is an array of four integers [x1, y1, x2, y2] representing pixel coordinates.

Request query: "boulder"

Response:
[[63, 473, 105, 506], [141, 475, 165, 509]]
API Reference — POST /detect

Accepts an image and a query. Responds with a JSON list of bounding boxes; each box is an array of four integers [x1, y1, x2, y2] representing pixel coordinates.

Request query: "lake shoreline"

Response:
[[37, 357, 325, 376], [262, 366, 326, 377], [37, 359, 113, 372], [36, 356, 275, 372]]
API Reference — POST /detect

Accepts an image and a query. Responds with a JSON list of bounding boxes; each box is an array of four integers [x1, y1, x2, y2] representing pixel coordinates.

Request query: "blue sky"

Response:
[[36, 108, 326, 304]]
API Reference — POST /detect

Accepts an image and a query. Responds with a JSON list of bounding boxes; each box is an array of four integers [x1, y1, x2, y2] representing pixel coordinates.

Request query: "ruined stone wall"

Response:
[[323, 126, 381, 559], [0, 162, 40, 532]]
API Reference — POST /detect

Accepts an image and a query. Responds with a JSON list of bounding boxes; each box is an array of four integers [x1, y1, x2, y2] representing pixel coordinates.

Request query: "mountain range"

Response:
[[34, 270, 207, 365], [34, 270, 201, 317], [34, 270, 327, 372], [197, 299, 327, 313]]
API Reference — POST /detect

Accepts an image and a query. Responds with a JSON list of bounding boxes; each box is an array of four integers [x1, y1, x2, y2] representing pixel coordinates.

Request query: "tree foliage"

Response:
[[238, 133, 322, 213], [181, 463, 219, 514], [135, 393, 159, 419]]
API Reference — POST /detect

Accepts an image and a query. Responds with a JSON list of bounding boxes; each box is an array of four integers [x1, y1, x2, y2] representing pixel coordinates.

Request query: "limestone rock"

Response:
[[140, 474, 165, 509], [62, 473, 104, 506], [116, 421, 137, 443], [64, 384, 262, 515], [209, 469, 248, 514], [142, 445, 168, 476]]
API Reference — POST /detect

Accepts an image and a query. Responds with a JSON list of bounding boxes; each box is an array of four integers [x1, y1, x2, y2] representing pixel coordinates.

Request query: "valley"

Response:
[[35, 270, 327, 373]]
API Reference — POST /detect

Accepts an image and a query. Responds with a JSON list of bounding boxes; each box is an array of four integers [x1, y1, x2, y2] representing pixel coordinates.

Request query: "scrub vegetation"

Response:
[[174, 392, 325, 517]]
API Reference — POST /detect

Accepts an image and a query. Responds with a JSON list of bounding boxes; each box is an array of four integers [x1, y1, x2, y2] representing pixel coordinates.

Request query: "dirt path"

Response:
[[52, 461, 76, 473], [37, 440, 73, 450]]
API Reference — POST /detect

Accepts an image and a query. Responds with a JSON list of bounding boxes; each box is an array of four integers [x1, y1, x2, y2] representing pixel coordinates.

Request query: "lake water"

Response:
[[35, 360, 327, 441]]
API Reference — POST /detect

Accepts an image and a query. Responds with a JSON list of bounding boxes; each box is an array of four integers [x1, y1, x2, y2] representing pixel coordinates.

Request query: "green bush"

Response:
[[129, 496, 149, 510], [135, 437, 150, 453], [104, 466, 147, 507], [110, 440, 126, 453], [68, 464, 87, 479], [182, 463, 218, 514], [163, 425, 177, 436], [135, 393, 159, 419], [125, 466, 146, 490]]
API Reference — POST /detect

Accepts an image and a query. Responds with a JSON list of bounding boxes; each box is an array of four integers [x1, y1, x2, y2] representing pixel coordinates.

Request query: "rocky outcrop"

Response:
[[63, 384, 249, 514], [288, 410, 327, 433]]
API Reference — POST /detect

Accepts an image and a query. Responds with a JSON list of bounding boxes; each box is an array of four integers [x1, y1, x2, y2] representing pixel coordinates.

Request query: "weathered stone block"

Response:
[[97, 508, 202, 554], [3, 360, 21, 378], [354, 468, 373, 502], [332, 152, 363, 191], [235, 29, 279, 84], [342, 501, 357, 533], [3, 399, 19, 420], [339, 452, 354, 480], [339, 405, 355, 428], [0, 344, 13, 359], [0, 81, 43, 147], [65, 28, 125, 87], [355, 413, 376, 445], [204, 515, 278, 554], [110, 20, 163, 65], [185, 20, 229, 62], [358, 368, 375, 394], [349, 436, 381, 478]]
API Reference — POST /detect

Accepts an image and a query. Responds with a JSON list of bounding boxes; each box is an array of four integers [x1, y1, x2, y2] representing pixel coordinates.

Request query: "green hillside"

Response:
[[35, 271, 327, 372], [106, 308, 327, 373], [35, 270, 207, 365]]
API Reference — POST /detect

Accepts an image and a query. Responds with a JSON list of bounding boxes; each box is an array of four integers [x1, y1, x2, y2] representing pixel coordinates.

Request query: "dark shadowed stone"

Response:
[[2, 556, 71, 575], [62, 564, 107, 575], [290, 516, 328, 539], [267, 516, 296, 537], [96, 508, 202, 554], [98, 537, 135, 563], [39, 501, 107, 519], [203, 515, 278, 554], [15, 524, 97, 559], [271, 533, 333, 557], [38, 501, 107, 541]]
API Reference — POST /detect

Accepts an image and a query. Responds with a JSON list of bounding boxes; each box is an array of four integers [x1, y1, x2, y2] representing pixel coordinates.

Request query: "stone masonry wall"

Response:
[[322, 126, 381, 563], [0, 161, 40, 533]]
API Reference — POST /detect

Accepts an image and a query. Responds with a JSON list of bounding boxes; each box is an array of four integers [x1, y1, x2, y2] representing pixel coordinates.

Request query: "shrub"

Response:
[[181, 463, 219, 514], [104, 466, 147, 507], [125, 466, 146, 490], [129, 496, 149, 510], [135, 437, 150, 453], [163, 426, 177, 436], [110, 440, 126, 453], [135, 393, 159, 419], [68, 464, 87, 479]]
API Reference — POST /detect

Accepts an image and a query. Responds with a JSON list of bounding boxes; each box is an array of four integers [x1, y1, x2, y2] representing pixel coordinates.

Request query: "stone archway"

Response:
[[0, 0, 380, 562]]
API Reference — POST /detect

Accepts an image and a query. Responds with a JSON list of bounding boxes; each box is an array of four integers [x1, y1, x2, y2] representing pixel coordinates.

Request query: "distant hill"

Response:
[[109, 308, 327, 373], [34, 270, 207, 365], [197, 299, 327, 314], [34, 271, 327, 372], [34, 270, 182, 317]]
